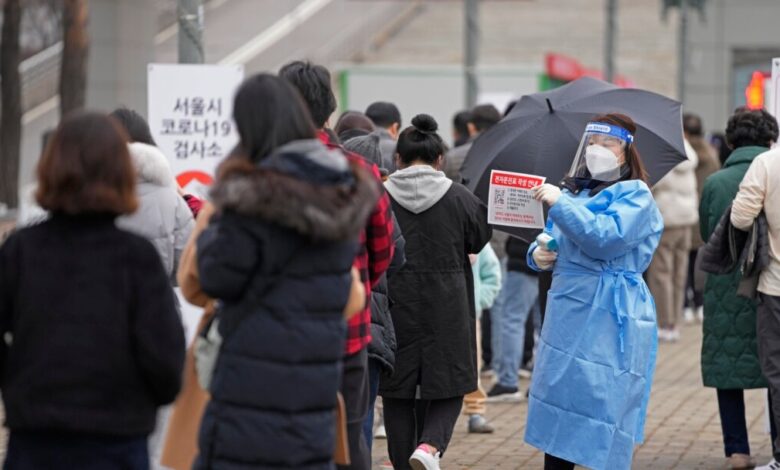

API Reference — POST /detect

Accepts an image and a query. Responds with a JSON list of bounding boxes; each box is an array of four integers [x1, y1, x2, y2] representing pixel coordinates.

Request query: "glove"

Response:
[[533, 183, 562, 206], [532, 246, 558, 270]]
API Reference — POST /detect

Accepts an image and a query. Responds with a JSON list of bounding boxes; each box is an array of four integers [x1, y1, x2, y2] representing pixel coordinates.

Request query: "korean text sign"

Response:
[[148, 63, 245, 196], [487, 170, 546, 229]]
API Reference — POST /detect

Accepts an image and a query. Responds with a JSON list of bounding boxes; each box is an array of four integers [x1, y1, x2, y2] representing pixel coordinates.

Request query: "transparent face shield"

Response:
[[566, 122, 634, 183]]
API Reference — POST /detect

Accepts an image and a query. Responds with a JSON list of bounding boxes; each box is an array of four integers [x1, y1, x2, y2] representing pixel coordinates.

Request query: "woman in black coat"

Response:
[[380, 114, 492, 470], [193, 74, 380, 470], [0, 112, 185, 469]]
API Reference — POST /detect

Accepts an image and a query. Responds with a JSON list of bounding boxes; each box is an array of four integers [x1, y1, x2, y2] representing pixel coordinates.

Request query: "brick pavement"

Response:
[[371, 323, 774, 469], [0, 311, 769, 468]]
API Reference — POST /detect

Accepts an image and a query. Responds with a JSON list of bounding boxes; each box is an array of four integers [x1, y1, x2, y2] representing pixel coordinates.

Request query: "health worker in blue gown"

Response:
[[525, 113, 664, 470]]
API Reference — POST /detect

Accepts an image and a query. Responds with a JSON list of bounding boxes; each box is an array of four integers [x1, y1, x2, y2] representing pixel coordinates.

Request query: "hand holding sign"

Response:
[[532, 183, 562, 207]]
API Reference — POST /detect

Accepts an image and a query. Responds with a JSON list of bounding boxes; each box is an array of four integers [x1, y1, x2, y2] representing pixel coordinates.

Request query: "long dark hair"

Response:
[[591, 113, 649, 185], [232, 73, 317, 164], [110, 107, 156, 146]]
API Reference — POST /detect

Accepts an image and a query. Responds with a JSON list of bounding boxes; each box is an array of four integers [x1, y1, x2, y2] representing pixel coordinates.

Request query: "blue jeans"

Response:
[[491, 270, 540, 388], [363, 358, 382, 451]]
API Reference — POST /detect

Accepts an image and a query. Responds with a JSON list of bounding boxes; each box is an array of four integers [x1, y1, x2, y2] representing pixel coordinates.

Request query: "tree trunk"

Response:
[[60, 0, 89, 118], [1, 0, 23, 209]]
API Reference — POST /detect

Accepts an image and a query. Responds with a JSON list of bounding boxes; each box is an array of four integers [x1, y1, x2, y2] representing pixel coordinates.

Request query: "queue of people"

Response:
[[2, 56, 780, 470]]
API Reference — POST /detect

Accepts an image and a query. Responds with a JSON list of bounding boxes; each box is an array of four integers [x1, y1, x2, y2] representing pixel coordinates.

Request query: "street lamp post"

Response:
[[178, 0, 204, 63], [677, 0, 689, 102], [464, 0, 479, 108], [604, 0, 617, 83]]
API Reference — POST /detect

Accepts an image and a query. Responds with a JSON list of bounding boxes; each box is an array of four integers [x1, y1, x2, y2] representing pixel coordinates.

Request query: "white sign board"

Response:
[[148, 63, 244, 197], [487, 170, 546, 229], [771, 58, 780, 118]]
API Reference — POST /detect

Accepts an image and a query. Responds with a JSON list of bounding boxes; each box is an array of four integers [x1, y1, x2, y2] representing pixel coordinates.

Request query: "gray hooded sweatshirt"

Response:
[[384, 165, 452, 214]]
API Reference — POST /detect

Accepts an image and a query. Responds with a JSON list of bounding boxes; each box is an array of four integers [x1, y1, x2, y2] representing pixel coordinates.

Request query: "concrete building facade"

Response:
[[686, 0, 780, 132]]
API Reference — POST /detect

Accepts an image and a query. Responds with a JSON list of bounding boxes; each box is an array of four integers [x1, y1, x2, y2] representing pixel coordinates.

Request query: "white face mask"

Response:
[[585, 144, 621, 181]]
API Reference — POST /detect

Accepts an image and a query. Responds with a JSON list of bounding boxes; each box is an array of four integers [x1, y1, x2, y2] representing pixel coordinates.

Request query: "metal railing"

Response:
[[0, 41, 62, 113]]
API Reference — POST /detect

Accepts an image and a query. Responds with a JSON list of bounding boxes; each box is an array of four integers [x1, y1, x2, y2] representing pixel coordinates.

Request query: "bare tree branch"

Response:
[[1, 0, 23, 208], [59, 0, 88, 118]]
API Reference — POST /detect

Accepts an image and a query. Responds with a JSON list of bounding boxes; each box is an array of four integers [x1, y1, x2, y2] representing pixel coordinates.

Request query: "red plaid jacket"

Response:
[[318, 131, 394, 355]]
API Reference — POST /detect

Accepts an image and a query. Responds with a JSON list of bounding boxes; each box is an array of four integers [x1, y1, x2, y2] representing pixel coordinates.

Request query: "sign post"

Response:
[[770, 58, 780, 118], [147, 63, 244, 197]]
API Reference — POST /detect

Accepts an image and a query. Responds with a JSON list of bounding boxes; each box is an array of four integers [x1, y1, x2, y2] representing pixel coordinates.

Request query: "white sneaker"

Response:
[[684, 308, 695, 324], [696, 306, 704, 322], [374, 424, 386, 439], [756, 458, 780, 470], [409, 445, 441, 470], [670, 328, 681, 342], [658, 328, 672, 342]]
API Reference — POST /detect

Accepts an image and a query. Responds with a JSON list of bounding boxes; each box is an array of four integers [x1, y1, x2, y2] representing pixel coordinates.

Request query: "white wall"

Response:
[[337, 64, 540, 147]]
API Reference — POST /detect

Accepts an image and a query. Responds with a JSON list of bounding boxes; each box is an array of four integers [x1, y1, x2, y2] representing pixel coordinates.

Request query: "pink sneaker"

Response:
[[409, 444, 441, 470]]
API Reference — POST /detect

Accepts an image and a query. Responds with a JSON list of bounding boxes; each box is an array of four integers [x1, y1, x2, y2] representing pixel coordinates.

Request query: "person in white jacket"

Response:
[[647, 139, 699, 341], [731, 146, 780, 470], [117, 142, 194, 282]]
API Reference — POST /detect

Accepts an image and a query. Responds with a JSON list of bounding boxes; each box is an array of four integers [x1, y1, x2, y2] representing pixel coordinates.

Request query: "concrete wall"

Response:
[[339, 65, 540, 147], [87, 0, 156, 115], [686, 0, 780, 133]]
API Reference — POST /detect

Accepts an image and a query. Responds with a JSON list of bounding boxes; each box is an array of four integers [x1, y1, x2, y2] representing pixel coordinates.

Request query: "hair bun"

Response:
[[412, 114, 438, 133]]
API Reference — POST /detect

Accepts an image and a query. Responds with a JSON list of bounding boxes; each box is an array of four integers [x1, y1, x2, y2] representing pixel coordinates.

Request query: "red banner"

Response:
[[491, 171, 544, 190]]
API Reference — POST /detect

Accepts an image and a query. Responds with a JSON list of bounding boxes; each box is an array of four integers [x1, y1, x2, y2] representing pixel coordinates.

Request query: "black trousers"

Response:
[[758, 293, 780, 460], [716, 388, 778, 457], [538, 271, 552, 322], [685, 249, 704, 308], [481, 309, 492, 368], [338, 348, 370, 470], [544, 454, 575, 470], [522, 311, 536, 367], [383, 396, 463, 470], [4, 431, 148, 470]]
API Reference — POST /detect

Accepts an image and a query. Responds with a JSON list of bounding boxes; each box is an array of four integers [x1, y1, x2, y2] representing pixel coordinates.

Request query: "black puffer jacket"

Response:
[[194, 140, 380, 470], [368, 215, 406, 374]]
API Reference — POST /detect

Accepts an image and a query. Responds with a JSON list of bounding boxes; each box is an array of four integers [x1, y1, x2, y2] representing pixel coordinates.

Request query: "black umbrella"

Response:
[[460, 76, 686, 241]]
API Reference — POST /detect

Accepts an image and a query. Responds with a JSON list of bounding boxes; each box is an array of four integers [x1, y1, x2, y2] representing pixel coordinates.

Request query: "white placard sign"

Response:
[[487, 170, 546, 229], [148, 63, 244, 197]]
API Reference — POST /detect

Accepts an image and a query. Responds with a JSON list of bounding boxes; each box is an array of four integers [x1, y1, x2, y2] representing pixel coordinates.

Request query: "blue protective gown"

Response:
[[524, 180, 663, 470]]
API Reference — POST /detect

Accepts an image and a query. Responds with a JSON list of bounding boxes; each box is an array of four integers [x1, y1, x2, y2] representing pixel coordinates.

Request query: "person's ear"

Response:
[[394, 153, 402, 168], [467, 122, 478, 138], [390, 122, 401, 139], [435, 154, 444, 170]]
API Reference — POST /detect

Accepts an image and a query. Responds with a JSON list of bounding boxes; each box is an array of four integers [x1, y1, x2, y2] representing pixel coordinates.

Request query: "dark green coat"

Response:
[[699, 146, 768, 389]]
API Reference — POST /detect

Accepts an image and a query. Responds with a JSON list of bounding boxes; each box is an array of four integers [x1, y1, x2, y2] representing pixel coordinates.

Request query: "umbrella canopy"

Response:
[[460, 77, 686, 241]]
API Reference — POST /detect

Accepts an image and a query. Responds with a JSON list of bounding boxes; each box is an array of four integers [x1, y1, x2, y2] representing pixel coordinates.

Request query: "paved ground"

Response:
[[0, 308, 770, 468], [371, 323, 774, 469]]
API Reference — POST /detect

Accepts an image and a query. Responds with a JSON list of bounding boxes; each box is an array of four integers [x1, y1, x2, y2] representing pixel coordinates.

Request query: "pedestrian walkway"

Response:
[[372, 323, 774, 469]]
